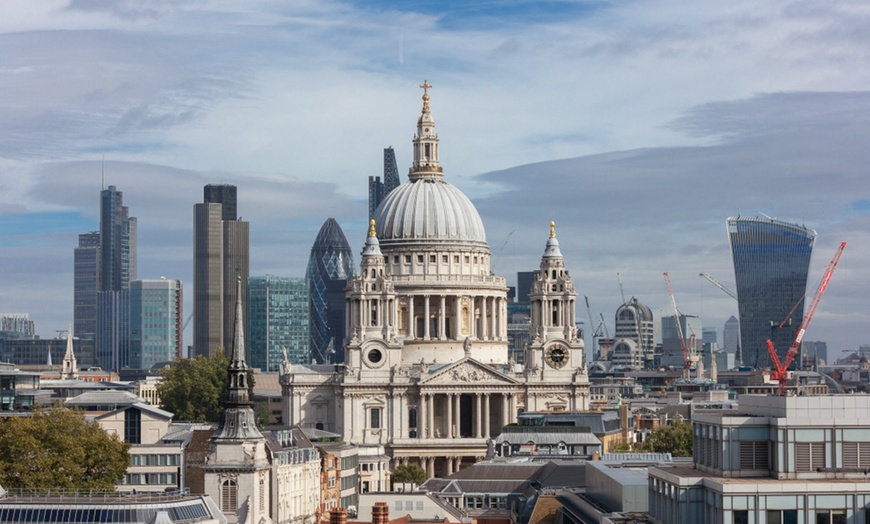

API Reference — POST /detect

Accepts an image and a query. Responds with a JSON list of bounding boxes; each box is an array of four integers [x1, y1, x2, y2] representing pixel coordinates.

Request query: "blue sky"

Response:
[[1, 0, 869, 362]]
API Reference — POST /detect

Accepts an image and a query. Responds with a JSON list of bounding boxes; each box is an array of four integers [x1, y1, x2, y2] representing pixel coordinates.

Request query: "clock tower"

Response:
[[524, 222, 589, 410]]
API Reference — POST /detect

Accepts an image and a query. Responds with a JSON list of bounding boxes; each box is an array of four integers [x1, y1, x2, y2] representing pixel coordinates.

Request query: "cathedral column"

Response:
[[454, 393, 461, 437], [481, 297, 488, 340], [427, 394, 434, 439], [483, 393, 491, 437], [446, 456, 453, 475], [419, 393, 427, 439], [474, 393, 482, 438], [501, 394, 509, 429], [454, 297, 461, 341], [424, 295, 431, 340], [509, 393, 517, 424], [444, 393, 453, 438], [439, 295, 446, 340], [408, 296, 415, 339]]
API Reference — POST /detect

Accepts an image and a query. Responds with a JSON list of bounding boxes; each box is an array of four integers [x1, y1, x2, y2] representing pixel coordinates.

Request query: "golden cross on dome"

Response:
[[420, 80, 432, 96], [550, 221, 556, 238], [369, 219, 376, 237]]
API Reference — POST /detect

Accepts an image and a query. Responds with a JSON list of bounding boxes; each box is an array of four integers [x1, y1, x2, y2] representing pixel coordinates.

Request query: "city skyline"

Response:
[[0, 1, 868, 360]]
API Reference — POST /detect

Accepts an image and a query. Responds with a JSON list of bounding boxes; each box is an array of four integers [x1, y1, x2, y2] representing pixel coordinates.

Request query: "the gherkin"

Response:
[[305, 218, 355, 363]]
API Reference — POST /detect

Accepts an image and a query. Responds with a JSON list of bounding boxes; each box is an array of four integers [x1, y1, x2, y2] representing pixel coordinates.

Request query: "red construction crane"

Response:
[[766, 241, 847, 394], [664, 272, 697, 377]]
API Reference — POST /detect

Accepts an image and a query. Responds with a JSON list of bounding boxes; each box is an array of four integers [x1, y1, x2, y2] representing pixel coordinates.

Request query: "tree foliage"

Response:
[[158, 352, 230, 422], [638, 420, 693, 457], [0, 405, 130, 490], [158, 351, 256, 422], [392, 464, 427, 486]]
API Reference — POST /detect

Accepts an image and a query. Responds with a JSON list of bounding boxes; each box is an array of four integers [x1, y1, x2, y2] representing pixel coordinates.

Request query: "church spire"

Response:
[[61, 325, 78, 380], [211, 272, 262, 440], [410, 80, 443, 180]]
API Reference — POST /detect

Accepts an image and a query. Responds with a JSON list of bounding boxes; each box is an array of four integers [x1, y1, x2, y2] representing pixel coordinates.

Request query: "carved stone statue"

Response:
[[463, 336, 472, 357]]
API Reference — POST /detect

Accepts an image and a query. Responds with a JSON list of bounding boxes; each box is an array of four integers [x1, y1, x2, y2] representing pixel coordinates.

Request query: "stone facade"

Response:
[[281, 84, 590, 478]]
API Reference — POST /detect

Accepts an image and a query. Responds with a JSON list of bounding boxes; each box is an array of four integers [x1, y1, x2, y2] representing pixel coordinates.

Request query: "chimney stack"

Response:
[[372, 502, 390, 524], [331, 507, 347, 524]]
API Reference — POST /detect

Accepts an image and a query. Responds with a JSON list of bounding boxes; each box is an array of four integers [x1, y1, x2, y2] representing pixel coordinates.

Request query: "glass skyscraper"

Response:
[[247, 276, 309, 371], [305, 218, 354, 364], [129, 279, 182, 370], [727, 216, 816, 369], [367, 147, 402, 220]]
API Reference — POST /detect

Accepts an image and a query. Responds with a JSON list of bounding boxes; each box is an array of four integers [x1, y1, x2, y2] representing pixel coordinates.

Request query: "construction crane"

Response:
[[599, 313, 610, 338], [699, 273, 738, 301], [766, 242, 846, 394], [617, 273, 627, 304], [664, 272, 697, 377]]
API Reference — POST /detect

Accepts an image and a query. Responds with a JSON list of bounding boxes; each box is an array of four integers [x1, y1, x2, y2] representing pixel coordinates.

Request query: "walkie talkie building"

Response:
[[727, 216, 816, 369]]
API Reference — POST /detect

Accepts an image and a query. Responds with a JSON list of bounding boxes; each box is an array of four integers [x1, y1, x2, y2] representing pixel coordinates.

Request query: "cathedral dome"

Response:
[[374, 178, 487, 246], [374, 81, 488, 249]]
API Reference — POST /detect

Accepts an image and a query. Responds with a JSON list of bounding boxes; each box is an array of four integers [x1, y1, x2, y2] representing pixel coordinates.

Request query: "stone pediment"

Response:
[[420, 358, 520, 386]]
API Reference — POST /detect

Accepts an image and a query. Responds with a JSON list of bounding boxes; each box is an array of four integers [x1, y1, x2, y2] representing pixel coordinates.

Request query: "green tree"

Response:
[[0, 405, 130, 490], [158, 352, 230, 422], [641, 420, 693, 457], [158, 351, 257, 422], [392, 464, 427, 486]]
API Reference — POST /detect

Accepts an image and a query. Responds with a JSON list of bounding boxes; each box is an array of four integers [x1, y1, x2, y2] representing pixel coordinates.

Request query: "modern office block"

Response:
[[71, 185, 138, 372], [650, 394, 870, 524], [100, 185, 137, 292], [193, 184, 250, 358], [305, 218, 354, 364], [129, 279, 182, 370], [0, 314, 35, 339], [73, 231, 100, 339], [247, 276, 309, 371], [516, 271, 537, 305], [727, 216, 816, 369], [96, 289, 129, 371]]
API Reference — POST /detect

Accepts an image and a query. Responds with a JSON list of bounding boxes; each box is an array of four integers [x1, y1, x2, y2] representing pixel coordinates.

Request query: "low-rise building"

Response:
[[649, 394, 870, 524]]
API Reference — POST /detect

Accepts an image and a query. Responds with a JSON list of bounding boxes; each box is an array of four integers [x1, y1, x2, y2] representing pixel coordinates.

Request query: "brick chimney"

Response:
[[331, 507, 347, 524], [372, 502, 389, 524]]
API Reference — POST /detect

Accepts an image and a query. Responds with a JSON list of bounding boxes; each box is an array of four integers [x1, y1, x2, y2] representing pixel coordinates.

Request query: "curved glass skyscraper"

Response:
[[306, 218, 354, 364], [727, 216, 816, 369]]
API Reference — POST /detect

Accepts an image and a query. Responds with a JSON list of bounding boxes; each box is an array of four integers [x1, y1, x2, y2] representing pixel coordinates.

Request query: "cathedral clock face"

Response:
[[545, 344, 569, 369]]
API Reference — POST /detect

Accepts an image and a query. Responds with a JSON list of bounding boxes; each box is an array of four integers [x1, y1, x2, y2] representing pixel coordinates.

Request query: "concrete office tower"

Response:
[[727, 216, 816, 369], [614, 297, 655, 367], [73, 231, 100, 339], [193, 184, 250, 358], [247, 275, 309, 372], [305, 218, 354, 364], [129, 279, 182, 369]]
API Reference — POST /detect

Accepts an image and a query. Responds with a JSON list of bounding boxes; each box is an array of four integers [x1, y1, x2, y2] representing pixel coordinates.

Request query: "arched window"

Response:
[[221, 479, 238, 514]]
